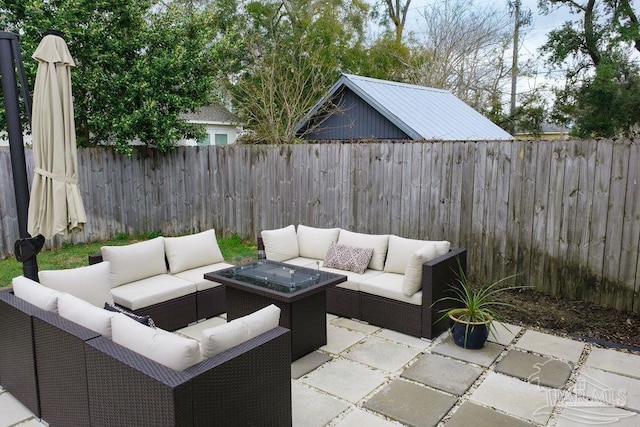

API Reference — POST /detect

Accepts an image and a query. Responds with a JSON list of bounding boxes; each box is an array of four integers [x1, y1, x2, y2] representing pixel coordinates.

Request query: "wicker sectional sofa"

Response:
[[87, 229, 233, 330], [0, 277, 291, 427], [259, 224, 467, 339]]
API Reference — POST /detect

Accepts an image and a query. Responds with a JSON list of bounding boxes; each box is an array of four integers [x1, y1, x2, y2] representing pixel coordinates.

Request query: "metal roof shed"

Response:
[[295, 74, 513, 141]]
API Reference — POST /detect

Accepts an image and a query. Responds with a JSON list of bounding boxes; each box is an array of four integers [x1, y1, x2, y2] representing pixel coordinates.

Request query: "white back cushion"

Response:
[[384, 236, 449, 274], [261, 225, 299, 262], [402, 241, 451, 296], [111, 313, 202, 371], [101, 237, 166, 287], [58, 293, 115, 338], [12, 276, 61, 312], [164, 229, 225, 274], [337, 230, 390, 271], [201, 304, 281, 358], [39, 262, 114, 307], [297, 225, 340, 260]]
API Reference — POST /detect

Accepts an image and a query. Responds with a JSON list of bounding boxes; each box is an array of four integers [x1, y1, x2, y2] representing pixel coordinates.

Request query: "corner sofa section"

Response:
[[259, 224, 467, 339], [88, 229, 233, 329], [0, 278, 292, 427]]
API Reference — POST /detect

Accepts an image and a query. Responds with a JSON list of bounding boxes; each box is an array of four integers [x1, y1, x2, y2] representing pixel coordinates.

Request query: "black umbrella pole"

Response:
[[0, 32, 40, 281]]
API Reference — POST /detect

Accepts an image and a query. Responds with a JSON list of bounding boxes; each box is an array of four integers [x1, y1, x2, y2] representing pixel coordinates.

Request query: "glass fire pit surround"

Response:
[[218, 261, 322, 293]]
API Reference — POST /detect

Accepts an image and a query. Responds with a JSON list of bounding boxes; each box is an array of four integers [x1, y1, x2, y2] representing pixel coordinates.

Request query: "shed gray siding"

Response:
[[301, 88, 409, 140]]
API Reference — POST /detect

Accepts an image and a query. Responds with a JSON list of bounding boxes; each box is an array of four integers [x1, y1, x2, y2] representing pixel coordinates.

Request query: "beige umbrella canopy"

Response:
[[27, 33, 86, 239]]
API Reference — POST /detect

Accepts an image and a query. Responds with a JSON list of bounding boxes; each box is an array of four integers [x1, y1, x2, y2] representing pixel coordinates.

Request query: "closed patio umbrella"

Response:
[[27, 32, 86, 239]]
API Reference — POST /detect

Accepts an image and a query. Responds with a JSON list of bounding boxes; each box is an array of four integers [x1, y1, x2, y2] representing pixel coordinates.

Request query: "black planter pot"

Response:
[[448, 310, 492, 349]]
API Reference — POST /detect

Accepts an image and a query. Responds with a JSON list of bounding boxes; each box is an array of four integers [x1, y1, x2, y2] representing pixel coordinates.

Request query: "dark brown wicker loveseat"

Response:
[[0, 288, 292, 427]]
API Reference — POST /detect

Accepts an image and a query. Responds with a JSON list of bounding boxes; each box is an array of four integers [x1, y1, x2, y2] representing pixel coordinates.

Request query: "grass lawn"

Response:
[[0, 233, 257, 288]]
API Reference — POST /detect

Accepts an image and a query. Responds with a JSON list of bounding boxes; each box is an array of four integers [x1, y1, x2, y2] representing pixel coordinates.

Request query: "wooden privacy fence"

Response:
[[0, 139, 638, 312]]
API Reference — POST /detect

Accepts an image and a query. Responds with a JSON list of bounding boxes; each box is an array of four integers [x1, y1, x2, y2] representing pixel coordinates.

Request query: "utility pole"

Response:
[[510, 0, 520, 136]]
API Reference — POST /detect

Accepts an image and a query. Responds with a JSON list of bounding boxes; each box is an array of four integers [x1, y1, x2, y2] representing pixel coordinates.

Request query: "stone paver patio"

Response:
[[1, 313, 640, 426]]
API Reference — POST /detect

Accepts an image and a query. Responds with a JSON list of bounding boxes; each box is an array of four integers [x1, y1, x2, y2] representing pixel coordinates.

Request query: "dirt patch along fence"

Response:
[[0, 139, 638, 312]]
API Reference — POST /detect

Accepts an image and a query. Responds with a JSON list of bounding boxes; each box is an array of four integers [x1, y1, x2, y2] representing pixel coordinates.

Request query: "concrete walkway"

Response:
[[2, 314, 640, 426]]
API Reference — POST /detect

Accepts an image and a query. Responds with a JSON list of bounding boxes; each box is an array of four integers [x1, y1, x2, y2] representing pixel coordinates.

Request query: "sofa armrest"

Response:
[[88, 253, 103, 265], [0, 290, 44, 417], [257, 236, 266, 259], [31, 308, 101, 426], [85, 326, 292, 426], [421, 247, 467, 339]]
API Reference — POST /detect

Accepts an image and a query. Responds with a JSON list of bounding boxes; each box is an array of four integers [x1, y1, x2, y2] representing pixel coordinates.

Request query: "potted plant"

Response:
[[436, 258, 522, 349]]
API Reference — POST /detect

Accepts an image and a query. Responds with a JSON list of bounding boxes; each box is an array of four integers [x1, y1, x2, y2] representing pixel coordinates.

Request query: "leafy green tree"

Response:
[[540, 0, 640, 136], [1, 0, 240, 155], [229, 0, 369, 144]]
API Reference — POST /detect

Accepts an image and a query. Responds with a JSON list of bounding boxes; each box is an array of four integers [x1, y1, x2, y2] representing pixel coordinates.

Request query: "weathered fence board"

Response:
[[0, 139, 638, 312]]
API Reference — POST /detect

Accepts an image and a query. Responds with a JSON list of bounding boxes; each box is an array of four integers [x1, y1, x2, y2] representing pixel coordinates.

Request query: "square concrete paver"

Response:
[[495, 350, 573, 388], [375, 329, 430, 350], [432, 335, 505, 367], [0, 391, 37, 427], [301, 358, 387, 403], [334, 408, 402, 426], [556, 402, 640, 426], [515, 330, 584, 363], [321, 324, 367, 355], [331, 317, 381, 334], [291, 351, 333, 379], [584, 347, 640, 380], [292, 382, 349, 427], [572, 366, 640, 412], [344, 336, 420, 373], [365, 379, 457, 427], [443, 402, 533, 427], [470, 372, 558, 425], [487, 322, 522, 346], [401, 353, 483, 395]]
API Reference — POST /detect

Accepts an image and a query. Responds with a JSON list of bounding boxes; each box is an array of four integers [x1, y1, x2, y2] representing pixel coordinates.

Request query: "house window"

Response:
[[215, 134, 228, 146], [197, 134, 211, 146]]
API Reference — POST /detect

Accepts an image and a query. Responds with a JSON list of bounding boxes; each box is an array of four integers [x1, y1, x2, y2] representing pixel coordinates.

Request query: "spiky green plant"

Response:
[[435, 257, 525, 343]]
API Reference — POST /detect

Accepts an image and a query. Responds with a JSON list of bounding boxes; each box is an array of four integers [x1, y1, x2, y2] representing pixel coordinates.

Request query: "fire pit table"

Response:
[[205, 260, 346, 360]]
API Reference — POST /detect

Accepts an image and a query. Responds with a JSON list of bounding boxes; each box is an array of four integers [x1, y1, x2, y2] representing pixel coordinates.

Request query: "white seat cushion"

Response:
[[281, 257, 321, 268], [109, 274, 196, 310], [261, 225, 299, 262], [296, 225, 340, 259], [173, 262, 234, 291], [384, 236, 450, 274], [403, 242, 451, 296], [319, 262, 384, 291], [337, 230, 389, 271], [164, 229, 225, 274], [57, 293, 115, 338], [12, 276, 61, 312], [101, 237, 167, 287], [111, 313, 201, 371], [359, 273, 423, 305], [201, 304, 281, 358], [39, 262, 114, 307]]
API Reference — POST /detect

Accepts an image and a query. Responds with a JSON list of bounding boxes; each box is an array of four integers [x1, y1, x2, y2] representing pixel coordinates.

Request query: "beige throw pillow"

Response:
[[112, 313, 202, 371], [261, 225, 299, 262], [101, 237, 167, 287], [337, 230, 389, 271], [39, 261, 114, 307], [384, 235, 436, 274], [164, 229, 224, 274], [12, 276, 61, 312], [402, 241, 451, 296], [296, 225, 340, 259], [201, 304, 281, 358]]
